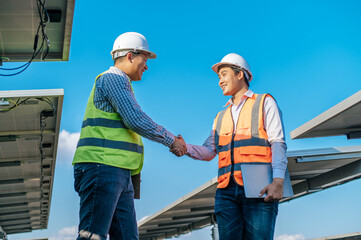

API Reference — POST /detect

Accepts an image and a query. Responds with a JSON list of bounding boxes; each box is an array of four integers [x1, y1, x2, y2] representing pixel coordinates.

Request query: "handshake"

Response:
[[169, 135, 187, 157]]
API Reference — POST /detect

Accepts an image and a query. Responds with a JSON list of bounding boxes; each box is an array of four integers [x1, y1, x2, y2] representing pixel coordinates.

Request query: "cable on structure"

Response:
[[0, 0, 51, 77], [0, 97, 55, 113]]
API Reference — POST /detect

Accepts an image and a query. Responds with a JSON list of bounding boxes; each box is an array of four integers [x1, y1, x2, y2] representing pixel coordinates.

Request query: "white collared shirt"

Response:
[[186, 89, 287, 179], [227, 89, 285, 143]]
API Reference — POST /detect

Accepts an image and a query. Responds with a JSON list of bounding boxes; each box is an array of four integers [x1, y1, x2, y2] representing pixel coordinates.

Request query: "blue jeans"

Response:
[[74, 163, 138, 240], [214, 179, 278, 240]]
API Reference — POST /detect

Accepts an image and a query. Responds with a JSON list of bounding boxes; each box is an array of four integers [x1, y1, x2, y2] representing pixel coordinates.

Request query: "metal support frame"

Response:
[[211, 214, 219, 240], [211, 224, 219, 240], [347, 131, 361, 139], [284, 159, 361, 202], [0, 225, 6, 240]]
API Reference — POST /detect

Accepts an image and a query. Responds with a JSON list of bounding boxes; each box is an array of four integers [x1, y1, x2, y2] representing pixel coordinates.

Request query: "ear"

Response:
[[126, 52, 133, 63], [237, 70, 244, 81]]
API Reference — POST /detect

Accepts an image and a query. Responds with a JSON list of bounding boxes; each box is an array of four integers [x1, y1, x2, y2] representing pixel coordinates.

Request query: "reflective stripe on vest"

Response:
[[214, 93, 272, 188], [77, 138, 144, 154], [72, 71, 144, 175], [218, 162, 270, 179], [217, 138, 270, 153], [82, 118, 127, 129]]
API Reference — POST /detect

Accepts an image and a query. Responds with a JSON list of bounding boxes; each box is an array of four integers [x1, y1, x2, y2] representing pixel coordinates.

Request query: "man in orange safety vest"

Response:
[[171, 53, 287, 240]]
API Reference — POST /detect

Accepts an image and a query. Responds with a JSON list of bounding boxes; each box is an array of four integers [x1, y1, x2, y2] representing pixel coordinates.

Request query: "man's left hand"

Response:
[[259, 178, 284, 202]]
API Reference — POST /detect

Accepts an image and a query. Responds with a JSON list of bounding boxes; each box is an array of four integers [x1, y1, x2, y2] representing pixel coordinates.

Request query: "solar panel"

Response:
[[311, 231, 361, 240], [0, 89, 63, 235], [0, 0, 75, 62], [290, 90, 361, 139]]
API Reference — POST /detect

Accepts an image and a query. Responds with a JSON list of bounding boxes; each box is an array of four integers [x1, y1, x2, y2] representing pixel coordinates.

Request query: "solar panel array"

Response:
[[138, 146, 361, 240], [0, 89, 63, 235]]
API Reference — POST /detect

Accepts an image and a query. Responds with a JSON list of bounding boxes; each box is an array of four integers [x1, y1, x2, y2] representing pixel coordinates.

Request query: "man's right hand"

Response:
[[170, 135, 187, 157], [259, 178, 284, 202]]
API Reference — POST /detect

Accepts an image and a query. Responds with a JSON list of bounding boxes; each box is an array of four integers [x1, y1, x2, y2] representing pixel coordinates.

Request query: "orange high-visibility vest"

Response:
[[214, 93, 272, 188]]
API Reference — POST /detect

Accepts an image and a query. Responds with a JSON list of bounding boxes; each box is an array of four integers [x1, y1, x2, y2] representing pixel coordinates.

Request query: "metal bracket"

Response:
[[347, 131, 361, 139]]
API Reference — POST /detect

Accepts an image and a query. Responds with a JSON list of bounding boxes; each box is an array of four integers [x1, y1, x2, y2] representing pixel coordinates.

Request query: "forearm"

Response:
[[185, 131, 217, 161], [271, 141, 287, 179], [186, 144, 217, 161], [126, 114, 175, 147], [263, 97, 287, 179]]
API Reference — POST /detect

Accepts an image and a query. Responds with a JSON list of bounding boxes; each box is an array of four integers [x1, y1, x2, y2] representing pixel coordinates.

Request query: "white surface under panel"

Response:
[[290, 90, 361, 139]]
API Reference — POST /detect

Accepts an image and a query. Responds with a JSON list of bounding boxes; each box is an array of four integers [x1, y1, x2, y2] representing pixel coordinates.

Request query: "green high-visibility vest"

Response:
[[72, 72, 144, 176]]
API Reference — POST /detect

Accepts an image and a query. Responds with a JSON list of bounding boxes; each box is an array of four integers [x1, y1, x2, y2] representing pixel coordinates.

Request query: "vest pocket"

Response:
[[218, 132, 232, 146], [236, 146, 268, 156], [234, 147, 271, 163], [235, 127, 251, 139], [218, 151, 231, 168], [217, 172, 231, 188]]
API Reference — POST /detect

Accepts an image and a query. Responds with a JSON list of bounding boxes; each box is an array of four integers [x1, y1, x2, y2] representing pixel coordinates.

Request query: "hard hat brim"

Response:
[[141, 50, 157, 59], [211, 62, 253, 82]]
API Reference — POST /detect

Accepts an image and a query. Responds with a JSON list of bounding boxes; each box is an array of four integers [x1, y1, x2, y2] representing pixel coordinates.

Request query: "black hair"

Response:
[[218, 64, 250, 87]]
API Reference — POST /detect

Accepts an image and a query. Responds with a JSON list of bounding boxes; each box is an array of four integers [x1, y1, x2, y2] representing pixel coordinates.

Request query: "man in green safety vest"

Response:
[[72, 32, 186, 240]]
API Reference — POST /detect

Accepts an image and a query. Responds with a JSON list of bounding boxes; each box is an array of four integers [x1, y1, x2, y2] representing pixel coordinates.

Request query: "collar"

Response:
[[110, 66, 132, 82], [224, 89, 254, 107]]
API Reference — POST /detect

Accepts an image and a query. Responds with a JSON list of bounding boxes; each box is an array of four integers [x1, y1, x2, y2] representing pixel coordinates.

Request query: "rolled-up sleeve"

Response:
[[186, 130, 217, 161], [98, 71, 175, 147]]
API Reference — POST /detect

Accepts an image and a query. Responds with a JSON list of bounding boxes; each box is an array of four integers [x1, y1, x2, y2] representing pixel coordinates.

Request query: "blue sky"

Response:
[[3, 0, 361, 239]]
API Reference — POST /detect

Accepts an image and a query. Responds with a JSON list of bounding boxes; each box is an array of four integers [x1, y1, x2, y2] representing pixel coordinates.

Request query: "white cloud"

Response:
[[57, 130, 80, 164], [276, 234, 306, 240], [49, 225, 77, 240]]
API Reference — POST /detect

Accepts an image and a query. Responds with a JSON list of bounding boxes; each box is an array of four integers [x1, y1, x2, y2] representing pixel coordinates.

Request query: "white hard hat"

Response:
[[212, 53, 253, 82], [111, 32, 157, 60]]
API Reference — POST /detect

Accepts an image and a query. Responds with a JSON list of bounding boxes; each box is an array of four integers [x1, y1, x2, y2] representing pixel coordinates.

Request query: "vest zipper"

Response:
[[230, 110, 236, 181]]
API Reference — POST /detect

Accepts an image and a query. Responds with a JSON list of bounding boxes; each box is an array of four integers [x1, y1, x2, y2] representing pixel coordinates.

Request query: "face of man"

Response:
[[218, 67, 243, 96], [128, 53, 148, 81]]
